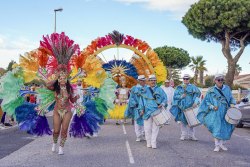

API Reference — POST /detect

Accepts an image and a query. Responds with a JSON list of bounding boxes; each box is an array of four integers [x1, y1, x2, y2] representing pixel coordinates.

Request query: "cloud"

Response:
[[115, 0, 199, 18], [0, 35, 37, 69]]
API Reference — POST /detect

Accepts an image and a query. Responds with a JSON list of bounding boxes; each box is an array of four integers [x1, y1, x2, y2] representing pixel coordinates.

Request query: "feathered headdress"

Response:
[[39, 32, 80, 78]]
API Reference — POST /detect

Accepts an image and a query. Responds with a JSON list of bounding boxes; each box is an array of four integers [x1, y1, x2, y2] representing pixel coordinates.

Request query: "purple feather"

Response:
[[69, 114, 89, 138], [19, 116, 37, 134], [69, 112, 101, 138], [32, 116, 52, 136]]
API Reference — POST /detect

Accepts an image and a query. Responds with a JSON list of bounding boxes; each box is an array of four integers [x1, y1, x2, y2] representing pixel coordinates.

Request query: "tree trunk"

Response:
[[168, 67, 172, 79], [221, 31, 248, 88], [199, 70, 204, 85], [194, 69, 198, 85], [225, 59, 236, 87]]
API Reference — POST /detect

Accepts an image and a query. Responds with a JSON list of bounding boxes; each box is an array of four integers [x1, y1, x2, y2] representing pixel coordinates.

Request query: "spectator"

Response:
[[29, 94, 37, 104]]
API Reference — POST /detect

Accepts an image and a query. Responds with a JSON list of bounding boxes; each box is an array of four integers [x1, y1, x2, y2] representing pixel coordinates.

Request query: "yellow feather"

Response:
[[69, 67, 79, 84], [108, 104, 127, 119], [84, 70, 106, 88], [19, 50, 39, 83], [154, 62, 167, 83], [81, 55, 107, 88]]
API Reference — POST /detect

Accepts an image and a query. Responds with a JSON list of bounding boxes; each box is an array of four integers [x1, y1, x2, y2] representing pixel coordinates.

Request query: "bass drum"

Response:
[[225, 107, 242, 125], [152, 107, 171, 126], [183, 106, 201, 127]]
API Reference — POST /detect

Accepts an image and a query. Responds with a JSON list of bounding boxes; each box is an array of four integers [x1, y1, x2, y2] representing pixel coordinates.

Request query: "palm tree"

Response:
[[198, 61, 207, 85], [189, 56, 206, 84]]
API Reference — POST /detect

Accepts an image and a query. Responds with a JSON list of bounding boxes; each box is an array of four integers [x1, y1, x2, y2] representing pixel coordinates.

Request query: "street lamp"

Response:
[[54, 8, 63, 33]]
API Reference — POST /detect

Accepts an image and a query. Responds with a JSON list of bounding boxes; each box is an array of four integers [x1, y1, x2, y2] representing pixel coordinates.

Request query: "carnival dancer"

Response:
[[139, 75, 167, 149], [38, 32, 82, 155], [110, 76, 130, 125], [160, 79, 175, 124], [47, 66, 80, 155], [197, 74, 236, 152], [125, 75, 146, 142], [170, 74, 201, 141]]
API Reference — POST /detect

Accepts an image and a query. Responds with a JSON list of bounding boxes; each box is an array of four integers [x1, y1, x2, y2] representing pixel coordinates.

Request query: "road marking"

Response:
[[122, 124, 127, 135], [233, 133, 250, 141], [233, 133, 249, 138], [23, 136, 37, 140], [126, 140, 135, 164]]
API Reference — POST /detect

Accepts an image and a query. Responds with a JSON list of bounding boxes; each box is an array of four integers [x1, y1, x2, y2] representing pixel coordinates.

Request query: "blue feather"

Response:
[[102, 60, 138, 79]]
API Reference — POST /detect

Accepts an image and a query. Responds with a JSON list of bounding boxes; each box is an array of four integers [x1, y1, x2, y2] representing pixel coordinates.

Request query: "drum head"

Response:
[[227, 107, 242, 119]]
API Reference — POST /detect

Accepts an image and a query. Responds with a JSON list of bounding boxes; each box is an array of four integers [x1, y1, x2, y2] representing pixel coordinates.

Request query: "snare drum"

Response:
[[183, 107, 200, 127], [225, 107, 242, 125], [152, 108, 172, 126]]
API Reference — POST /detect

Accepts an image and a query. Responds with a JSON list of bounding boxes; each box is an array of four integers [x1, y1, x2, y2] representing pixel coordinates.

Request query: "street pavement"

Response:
[[0, 119, 250, 167]]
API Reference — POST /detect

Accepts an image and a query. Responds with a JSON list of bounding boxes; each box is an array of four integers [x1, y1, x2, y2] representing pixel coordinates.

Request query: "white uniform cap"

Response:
[[148, 74, 157, 80], [165, 79, 170, 82], [214, 74, 224, 79], [137, 75, 146, 81], [183, 74, 191, 79]]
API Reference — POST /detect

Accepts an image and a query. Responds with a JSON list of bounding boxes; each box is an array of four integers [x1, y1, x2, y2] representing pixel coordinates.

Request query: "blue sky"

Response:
[[0, 0, 249, 76]]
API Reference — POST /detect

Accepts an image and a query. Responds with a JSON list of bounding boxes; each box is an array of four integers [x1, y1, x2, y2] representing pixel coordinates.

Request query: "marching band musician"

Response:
[[197, 74, 236, 152], [160, 79, 175, 124], [170, 74, 201, 141], [139, 75, 167, 149], [125, 75, 146, 142]]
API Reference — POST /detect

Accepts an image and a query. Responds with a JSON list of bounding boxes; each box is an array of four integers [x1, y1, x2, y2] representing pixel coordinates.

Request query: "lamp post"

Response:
[[54, 8, 63, 33]]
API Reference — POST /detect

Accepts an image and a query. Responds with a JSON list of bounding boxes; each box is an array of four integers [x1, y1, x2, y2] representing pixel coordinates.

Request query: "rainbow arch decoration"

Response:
[[78, 30, 167, 87]]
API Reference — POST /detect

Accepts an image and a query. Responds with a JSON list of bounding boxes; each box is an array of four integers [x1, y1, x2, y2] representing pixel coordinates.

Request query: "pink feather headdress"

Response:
[[39, 32, 80, 78]]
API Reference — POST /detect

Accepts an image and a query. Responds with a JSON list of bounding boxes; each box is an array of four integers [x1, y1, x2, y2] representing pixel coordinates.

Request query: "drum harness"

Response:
[[149, 87, 160, 106], [202, 88, 229, 119], [215, 87, 230, 107], [178, 86, 196, 111]]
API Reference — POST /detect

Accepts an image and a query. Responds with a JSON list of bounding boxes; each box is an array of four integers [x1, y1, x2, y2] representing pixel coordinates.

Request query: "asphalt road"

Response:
[[0, 119, 250, 167]]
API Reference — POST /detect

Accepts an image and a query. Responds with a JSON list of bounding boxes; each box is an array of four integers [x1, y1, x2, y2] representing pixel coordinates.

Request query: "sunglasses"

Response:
[[183, 78, 189, 80], [216, 79, 224, 82]]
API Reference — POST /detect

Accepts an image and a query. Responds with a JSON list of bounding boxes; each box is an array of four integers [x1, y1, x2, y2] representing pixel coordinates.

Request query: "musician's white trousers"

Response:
[[134, 122, 144, 138], [180, 123, 195, 137], [144, 117, 159, 146], [214, 138, 225, 146]]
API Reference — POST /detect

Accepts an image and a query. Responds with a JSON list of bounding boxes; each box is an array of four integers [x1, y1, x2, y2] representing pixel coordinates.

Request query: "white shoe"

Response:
[[214, 146, 220, 152], [136, 138, 141, 142], [52, 143, 56, 152], [152, 143, 157, 149], [58, 146, 64, 155], [164, 121, 170, 125], [85, 133, 91, 138], [93, 133, 98, 137], [147, 144, 152, 148], [190, 136, 198, 141], [219, 144, 228, 151], [180, 136, 186, 141]]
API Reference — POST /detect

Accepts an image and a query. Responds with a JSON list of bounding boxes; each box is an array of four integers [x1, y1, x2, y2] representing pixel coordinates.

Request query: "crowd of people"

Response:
[[125, 73, 237, 152], [0, 32, 239, 156], [0, 72, 238, 154]]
